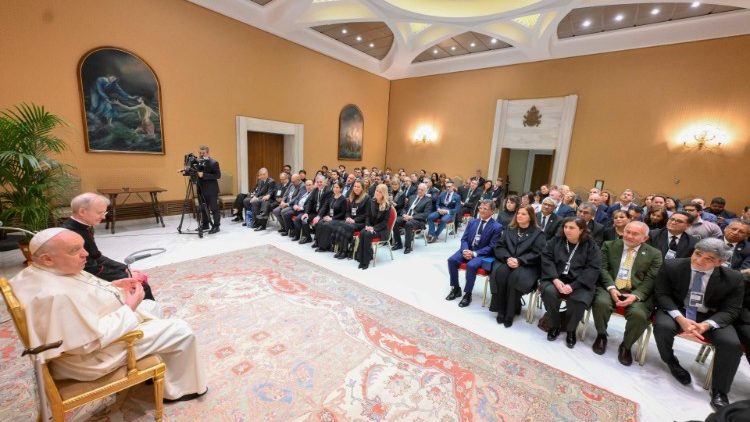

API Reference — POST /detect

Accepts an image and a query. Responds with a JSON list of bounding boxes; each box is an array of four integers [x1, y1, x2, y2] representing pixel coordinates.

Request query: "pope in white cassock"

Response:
[[10, 228, 207, 402]]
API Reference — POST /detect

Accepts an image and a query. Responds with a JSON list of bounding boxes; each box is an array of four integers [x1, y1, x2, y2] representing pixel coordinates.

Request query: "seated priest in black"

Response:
[[653, 238, 744, 411], [62, 192, 154, 300], [392, 183, 433, 254]]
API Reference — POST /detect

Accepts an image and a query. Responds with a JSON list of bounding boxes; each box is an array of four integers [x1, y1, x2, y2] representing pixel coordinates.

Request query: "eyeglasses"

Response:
[[668, 217, 687, 224], [577, 210, 591, 215]]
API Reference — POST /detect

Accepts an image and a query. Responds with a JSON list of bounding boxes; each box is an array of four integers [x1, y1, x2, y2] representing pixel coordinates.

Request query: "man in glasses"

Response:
[[62, 192, 155, 300], [576, 202, 605, 246], [648, 211, 698, 260]]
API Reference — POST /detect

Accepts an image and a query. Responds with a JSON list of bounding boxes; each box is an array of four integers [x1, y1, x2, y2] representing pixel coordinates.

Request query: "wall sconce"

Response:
[[413, 125, 437, 144], [681, 124, 727, 151]]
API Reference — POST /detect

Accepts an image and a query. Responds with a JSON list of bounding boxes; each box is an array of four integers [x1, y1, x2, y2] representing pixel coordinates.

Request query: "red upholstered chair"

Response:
[[461, 213, 472, 228], [457, 262, 491, 307], [579, 306, 653, 366], [432, 217, 456, 242], [352, 207, 397, 266]]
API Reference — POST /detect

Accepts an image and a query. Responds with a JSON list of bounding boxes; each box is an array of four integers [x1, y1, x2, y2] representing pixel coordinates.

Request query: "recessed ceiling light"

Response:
[[470, 42, 476, 48], [369, 42, 375, 48], [614, 14, 624, 22], [651, 8, 660, 15], [490, 38, 497, 44], [691, 1, 701, 8], [432, 49, 438, 55], [341, 28, 347, 34], [450, 46, 456, 51], [356, 35, 362, 42], [582, 19, 591, 27]]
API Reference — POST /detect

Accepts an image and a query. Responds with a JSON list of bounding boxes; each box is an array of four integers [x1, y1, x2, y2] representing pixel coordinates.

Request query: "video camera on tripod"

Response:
[[181, 153, 207, 178]]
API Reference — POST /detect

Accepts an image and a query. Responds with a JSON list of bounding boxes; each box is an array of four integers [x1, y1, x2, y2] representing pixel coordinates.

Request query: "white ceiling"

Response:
[[188, 0, 750, 80]]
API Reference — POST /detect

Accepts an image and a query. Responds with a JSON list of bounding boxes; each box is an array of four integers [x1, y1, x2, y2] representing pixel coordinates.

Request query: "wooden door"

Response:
[[530, 152, 553, 192], [247, 131, 284, 183], [497, 148, 511, 185]]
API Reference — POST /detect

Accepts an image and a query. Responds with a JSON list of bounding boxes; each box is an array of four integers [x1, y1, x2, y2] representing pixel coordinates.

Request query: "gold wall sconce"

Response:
[[680, 124, 727, 150], [413, 124, 437, 144]]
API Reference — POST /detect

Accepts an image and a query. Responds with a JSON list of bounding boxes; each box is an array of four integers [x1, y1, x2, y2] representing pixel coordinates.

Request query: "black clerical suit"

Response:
[[653, 258, 744, 395], [489, 226, 545, 323], [392, 193, 433, 250], [197, 157, 221, 229], [536, 211, 560, 241], [62, 218, 154, 300], [648, 228, 698, 260], [540, 236, 602, 333]]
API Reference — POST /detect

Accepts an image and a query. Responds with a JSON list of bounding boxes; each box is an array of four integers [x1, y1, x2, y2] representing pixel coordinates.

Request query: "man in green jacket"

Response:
[[592, 221, 663, 365]]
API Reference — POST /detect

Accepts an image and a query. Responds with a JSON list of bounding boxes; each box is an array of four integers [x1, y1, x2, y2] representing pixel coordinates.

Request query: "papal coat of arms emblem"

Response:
[[523, 106, 542, 127]]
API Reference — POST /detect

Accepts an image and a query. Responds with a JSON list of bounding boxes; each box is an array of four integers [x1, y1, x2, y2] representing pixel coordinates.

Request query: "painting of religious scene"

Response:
[[338, 104, 363, 161], [79, 47, 164, 154]]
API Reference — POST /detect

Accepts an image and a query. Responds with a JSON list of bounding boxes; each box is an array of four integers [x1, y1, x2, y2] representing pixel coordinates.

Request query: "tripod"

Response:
[[177, 176, 208, 238]]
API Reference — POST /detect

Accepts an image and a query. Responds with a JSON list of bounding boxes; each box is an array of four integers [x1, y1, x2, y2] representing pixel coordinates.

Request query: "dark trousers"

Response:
[[232, 193, 247, 217], [355, 229, 386, 267], [653, 311, 742, 394], [489, 264, 537, 321], [392, 217, 425, 248], [592, 287, 653, 348], [199, 191, 220, 228], [540, 282, 586, 332], [736, 323, 750, 365], [447, 251, 486, 293]]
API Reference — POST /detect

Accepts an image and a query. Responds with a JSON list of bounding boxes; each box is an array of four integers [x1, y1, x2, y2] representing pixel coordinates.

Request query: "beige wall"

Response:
[[386, 36, 750, 210], [0, 0, 390, 201]]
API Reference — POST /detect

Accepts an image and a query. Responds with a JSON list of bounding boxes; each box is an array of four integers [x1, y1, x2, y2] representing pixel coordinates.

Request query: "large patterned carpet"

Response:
[[1, 246, 638, 421]]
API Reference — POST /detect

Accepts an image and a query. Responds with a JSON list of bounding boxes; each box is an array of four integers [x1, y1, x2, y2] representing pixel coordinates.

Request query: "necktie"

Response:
[[473, 220, 486, 248], [446, 192, 452, 205], [541, 215, 547, 229], [685, 271, 705, 320], [669, 235, 678, 251], [614, 248, 636, 290], [408, 197, 420, 216], [87, 225, 94, 237]]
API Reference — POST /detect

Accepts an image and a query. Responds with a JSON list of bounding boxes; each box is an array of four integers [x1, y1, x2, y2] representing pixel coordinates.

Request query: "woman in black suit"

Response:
[[389, 179, 406, 215], [540, 217, 601, 348], [489, 205, 546, 327], [355, 184, 391, 270], [602, 209, 631, 241], [315, 181, 347, 252], [332, 180, 369, 259], [496, 195, 519, 228]]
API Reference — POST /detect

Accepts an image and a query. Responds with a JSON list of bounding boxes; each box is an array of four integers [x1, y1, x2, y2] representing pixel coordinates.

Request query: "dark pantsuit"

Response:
[[592, 287, 653, 348], [392, 217, 425, 248], [541, 282, 587, 332], [489, 264, 537, 321], [355, 229, 387, 267], [653, 311, 742, 394], [447, 252, 486, 293]]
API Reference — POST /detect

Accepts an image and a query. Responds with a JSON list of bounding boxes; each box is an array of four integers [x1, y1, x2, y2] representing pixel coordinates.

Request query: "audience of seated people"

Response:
[[227, 164, 749, 411]]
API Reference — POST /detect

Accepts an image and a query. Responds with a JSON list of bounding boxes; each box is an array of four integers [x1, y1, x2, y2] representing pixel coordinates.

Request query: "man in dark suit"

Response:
[[654, 238, 744, 410], [536, 197, 560, 240], [273, 174, 303, 234], [491, 178, 505, 210], [548, 189, 575, 218], [591, 221, 662, 365], [341, 173, 356, 198], [588, 192, 610, 226], [709, 197, 737, 230], [427, 181, 460, 242], [195, 145, 221, 234], [724, 221, 750, 272], [648, 211, 698, 260], [401, 177, 417, 198], [446, 200, 502, 307], [243, 167, 275, 228], [62, 193, 155, 300], [576, 203, 605, 246], [607, 189, 640, 222], [254, 171, 289, 231], [392, 183, 433, 254], [297, 175, 332, 245], [456, 179, 481, 230], [286, 179, 314, 241]]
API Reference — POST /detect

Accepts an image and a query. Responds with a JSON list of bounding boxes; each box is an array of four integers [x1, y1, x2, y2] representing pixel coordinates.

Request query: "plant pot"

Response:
[[18, 241, 32, 267]]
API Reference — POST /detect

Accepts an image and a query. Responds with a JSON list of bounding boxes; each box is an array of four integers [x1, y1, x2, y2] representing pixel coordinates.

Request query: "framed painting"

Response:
[[78, 47, 165, 154], [594, 180, 605, 190], [338, 104, 363, 161]]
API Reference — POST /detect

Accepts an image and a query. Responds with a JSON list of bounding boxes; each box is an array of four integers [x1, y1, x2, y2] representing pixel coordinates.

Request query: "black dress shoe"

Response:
[[200, 226, 210, 231], [231, 217, 242, 222], [208, 227, 220, 234], [668, 360, 692, 385], [315, 247, 327, 252], [279, 231, 288, 236], [404, 247, 412, 254], [503, 317, 514, 328], [547, 328, 560, 341], [290, 236, 300, 242], [334, 252, 346, 259], [299, 237, 311, 245], [710, 390, 730, 410], [458, 293, 472, 307], [445, 287, 462, 301], [254, 226, 265, 231], [618, 343, 633, 366], [566, 332, 577, 349], [391, 244, 403, 251], [311, 241, 318, 248], [241, 222, 247, 226], [495, 313, 504, 324], [592, 334, 607, 355], [164, 388, 208, 403]]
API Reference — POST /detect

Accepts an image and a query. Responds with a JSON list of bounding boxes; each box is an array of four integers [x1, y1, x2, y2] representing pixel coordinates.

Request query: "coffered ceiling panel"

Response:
[[190, 0, 750, 79]]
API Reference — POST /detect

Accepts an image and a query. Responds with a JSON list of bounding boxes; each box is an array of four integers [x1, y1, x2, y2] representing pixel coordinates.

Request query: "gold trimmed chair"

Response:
[[0, 277, 166, 421]]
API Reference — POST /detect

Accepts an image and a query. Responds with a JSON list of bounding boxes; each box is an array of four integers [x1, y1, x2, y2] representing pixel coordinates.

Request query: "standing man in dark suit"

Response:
[[648, 211, 698, 260], [392, 183, 432, 254], [195, 145, 221, 234], [536, 197, 560, 240], [653, 238, 744, 410], [576, 203, 605, 246], [243, 167, 275, 228], [445, 200, 502, 307], [591, 221, 662, 365]]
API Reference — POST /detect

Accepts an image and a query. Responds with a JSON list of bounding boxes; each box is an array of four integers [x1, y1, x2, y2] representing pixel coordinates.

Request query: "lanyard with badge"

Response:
[[563, 241, 579, 275]]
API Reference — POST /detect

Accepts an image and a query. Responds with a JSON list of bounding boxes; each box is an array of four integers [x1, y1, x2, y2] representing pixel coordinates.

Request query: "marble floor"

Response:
[[1, 214, 748, 421]]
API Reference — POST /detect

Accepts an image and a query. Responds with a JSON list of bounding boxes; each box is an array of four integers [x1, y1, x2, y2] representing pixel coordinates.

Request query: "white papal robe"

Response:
[[10, 265, 206, 400]]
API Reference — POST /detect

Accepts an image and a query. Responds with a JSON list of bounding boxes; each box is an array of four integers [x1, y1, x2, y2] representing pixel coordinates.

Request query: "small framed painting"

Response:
[[594, 180, 605, 190]]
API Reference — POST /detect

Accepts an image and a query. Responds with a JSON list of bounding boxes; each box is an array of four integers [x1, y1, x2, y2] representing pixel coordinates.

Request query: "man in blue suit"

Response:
[[446, 200, 503, 307], [549, 189, 575, 218], [427, 181, 460, 242]]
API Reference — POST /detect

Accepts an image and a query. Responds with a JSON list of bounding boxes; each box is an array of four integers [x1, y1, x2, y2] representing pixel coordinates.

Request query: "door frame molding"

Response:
[[523, 149, 553, 192], [236, 116, 304, 193]]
